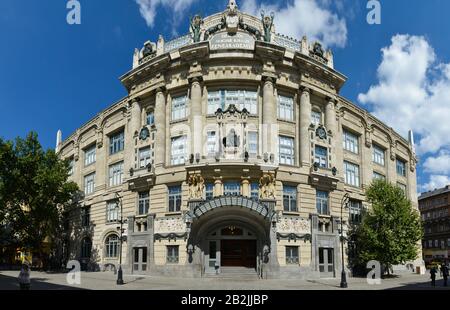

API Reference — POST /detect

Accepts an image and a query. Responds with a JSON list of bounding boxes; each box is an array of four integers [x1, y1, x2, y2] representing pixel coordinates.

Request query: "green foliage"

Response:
[[352, 180, 423, 272], [0, 132, 79, 265]]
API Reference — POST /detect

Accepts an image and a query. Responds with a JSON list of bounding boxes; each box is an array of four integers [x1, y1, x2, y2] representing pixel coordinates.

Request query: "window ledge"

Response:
[[283, 211, 300, 216], [165, 212, 182, 216]]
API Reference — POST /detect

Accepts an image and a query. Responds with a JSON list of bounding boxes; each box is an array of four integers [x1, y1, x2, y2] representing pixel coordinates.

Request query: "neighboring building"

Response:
[[419, 186, 450, 265], [57, 1, 421, 279]]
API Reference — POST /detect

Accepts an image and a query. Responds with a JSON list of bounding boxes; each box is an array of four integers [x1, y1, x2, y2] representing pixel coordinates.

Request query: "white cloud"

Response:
[[420, 175, 450, 192], [241, 0, 347, 48], [135, 0, 197, 29], [358, 34, 450, 190]]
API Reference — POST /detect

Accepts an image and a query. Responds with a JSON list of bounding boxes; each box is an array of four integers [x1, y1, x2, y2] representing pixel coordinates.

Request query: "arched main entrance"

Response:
[[187, 196, 275, 275]]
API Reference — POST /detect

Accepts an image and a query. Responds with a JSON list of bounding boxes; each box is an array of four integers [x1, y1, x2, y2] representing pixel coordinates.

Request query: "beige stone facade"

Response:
[[58, 2, 421, 279]]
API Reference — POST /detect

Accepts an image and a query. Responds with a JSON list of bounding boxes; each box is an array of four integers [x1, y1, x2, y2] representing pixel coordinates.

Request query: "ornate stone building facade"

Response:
[[58, 1, 421, 279]]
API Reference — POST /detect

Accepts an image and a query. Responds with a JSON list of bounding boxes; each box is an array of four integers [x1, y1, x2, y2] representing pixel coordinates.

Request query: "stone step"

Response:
[[204, 267, 260, 280]]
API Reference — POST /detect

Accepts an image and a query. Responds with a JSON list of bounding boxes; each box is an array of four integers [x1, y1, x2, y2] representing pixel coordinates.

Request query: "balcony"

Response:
[[310, 164, 339, 190], [127, 165, 155, 191]]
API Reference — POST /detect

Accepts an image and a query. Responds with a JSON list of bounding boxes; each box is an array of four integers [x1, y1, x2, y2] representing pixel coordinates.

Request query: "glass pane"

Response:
[[209, 242, 217, 259], [142, 248, 147, 263], [319, 248, 324, 264]]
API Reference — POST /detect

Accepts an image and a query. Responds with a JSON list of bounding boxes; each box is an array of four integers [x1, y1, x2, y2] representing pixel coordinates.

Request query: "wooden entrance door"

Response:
[[221, 240, 256, 268]]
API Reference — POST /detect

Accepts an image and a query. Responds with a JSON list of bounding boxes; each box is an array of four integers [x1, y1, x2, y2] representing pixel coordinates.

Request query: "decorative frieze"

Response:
[[154, 217, 186, 234], [277, 216, 311, 235]]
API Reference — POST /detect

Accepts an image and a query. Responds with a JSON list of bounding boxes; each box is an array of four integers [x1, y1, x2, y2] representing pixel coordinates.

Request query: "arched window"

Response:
[[105, 234, 119, 258], [81, 237, 92, 258]]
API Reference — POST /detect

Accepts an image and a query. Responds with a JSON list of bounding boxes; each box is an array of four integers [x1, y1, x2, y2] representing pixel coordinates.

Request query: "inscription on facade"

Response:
[[210, 32, 255, 51]]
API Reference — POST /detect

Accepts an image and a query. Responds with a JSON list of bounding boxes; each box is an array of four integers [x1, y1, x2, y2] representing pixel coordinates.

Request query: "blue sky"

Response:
[[1, 0, 449, 193]]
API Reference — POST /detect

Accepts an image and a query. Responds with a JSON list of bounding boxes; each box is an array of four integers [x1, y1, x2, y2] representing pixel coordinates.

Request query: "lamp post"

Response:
[[115, 192, 124, 285], [340, 193, 350, 289]]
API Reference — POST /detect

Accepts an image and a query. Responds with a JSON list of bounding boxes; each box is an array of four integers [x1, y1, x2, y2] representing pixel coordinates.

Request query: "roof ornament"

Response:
[[228, 0, 238, 12], [190, 15, 203, 43], [261, 10, 274, 43], [225, 0, 240, 35]]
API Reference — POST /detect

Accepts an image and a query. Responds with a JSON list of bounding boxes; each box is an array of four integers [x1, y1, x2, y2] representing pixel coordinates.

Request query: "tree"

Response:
[[352, 180, 423, 275], [0, 132, 79, 269]]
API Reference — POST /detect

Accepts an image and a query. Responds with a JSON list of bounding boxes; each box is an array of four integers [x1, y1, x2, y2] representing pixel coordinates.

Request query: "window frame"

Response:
[[396, 159, 406, 177], [84, 144, 96, 167], [314, 145, 328, 168], [138, 192, 150, 215], [372, 144, 385, 166], [109, 161, 124, 187], [167, 245, 179, 264], [283, 185, 297, 212], [285, 246, 299, 265], [170, 135, 187, 166], [279, 135, 295, 166], [344, 161, 360, 187], [105, 234, 119, 258], [139, 146, 152, 169], [84, 173, 95, 196], [316, 190, 329, 215], [171, 95, 188, 121], [106, 200, 119, 223], [343, 130, 359, 154], [168, 185, 182, 213], [277, 95, 294, 122], [109, 131, 124, 155]]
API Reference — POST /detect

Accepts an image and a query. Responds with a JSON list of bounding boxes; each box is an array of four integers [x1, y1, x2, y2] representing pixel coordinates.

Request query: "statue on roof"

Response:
[[142, 41, 156, 58], [190, 14, 203, 43], [261, 11, 274, 43], [312, 41, 325, 59], [228, 0, 238, 12]]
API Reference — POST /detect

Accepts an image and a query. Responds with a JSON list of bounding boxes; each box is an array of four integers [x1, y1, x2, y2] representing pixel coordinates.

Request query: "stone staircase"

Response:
[[204, 267, 260, 280]]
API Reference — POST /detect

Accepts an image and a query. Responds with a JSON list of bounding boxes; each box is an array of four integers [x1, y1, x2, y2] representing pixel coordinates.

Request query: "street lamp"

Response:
[[115, 192, 125, 285], [340, 193, 350, 289]]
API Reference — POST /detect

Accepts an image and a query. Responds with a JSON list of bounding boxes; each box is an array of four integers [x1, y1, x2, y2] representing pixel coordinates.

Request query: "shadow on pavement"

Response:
[[0, 274, 87, 290], [388, 278, 450, 290]]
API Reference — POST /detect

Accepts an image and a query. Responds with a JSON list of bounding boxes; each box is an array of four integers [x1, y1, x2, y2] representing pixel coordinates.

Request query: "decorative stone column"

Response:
[[214, 178, 223, 197], [325, 97, 337, 136], [241, 179, 250, 197], [154, 88, 166, 169], [190, 77, 203, 157], [300, 87, 312, 166], [130, 98, 142, 137], [262, 77, 276, 156]]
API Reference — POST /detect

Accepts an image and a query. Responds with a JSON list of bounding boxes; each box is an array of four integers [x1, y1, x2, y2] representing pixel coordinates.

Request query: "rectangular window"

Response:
[[314, 146, 328, 168], [109, 162, 124, 187], [207, 131, 217, 157], [81, 207, 91, 227], [168, 186, 182, 212], [224, 181, 240, 196], [84, 173, 95, 195], [106, 201, 119, 223], [447, 239, 450, 247], [278, 95, 294, 121], [286, 246, 299, 265], [171, 136, 187, 165], [279, 136, 295, 165], [167, 246, 179, 264], [397, 182, 407, 194], [349, 200, 363, 224], [372, 145, 385, 166], [138, 192, 150, 215], [251, 182, 259, 200], [396, 159, 406, 177], [343, 130, 359, 154], [147, 112, 155, 126], [316, 191, 329, 215], [139, 147, 152, 169], [109, 131, 124, 155], [248, 132, 258, 157], [344, 161, 360, 187], [311, 110, 322, 126], [283, 185, 297, 212], [205, 183, 214, 201], [208, 90, 258, 115], [428, 240, 433, 248], [171, 96, 188, 121], [68, 158, 74, 176], [373, 172, 386, 181], [207, 91, 222, 114], [84, 145, 96, 166]]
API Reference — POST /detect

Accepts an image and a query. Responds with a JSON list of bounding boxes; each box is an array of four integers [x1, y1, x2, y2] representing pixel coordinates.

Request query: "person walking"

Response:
[[430, 266, 437, 287], [18, 262, 31, 290], [441, 263, 448, 287]]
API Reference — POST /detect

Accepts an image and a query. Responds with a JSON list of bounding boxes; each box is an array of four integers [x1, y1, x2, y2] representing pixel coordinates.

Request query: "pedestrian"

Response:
[[18, 262, 31, 290], [442, 263, 449, 287], [430, 266, 437, 287]]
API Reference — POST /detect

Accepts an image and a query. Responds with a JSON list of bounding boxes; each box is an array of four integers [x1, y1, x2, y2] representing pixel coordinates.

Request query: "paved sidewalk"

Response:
[[1, 270, 449, 290]]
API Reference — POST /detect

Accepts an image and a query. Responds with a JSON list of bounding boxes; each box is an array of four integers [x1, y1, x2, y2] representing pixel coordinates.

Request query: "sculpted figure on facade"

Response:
[[259, 173, 276, 200], [190, 15, 203, 43], [188, 174, 205, 200], [261, 11, 274, 43]]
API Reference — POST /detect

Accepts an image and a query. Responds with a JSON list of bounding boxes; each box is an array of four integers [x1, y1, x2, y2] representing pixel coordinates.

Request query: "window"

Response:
[[147, 112, 155, 126], [397, 183, 407, 194], [205, 183, 214, 201], [207, 131, 217, 156], [349, 200, 363, 224], [105, 234, 119, 258], [223, 90, 257, 114], [396, 159, 406, 177], [171, 96, 188, 121], [286, 246, 299, 265], [311, 110, 322, 126], [283, 186, 297, 212], [68, 158, 74, 176], [434, 240, 439, 248], [84, 145, 96, 166], [447, 239, 450, 247], [314, 146, 328, 168], [167, 246, 179, 264], [109, 161, 124, 187], [84, 173, 95, 195], [343, 130, 359, 154], [428, 240, 433, 248], [81, 207, 91, 227], [344, 161, 360, 187], [372, 145, 385, 166], [171, 136, 187, 165], [224, 181, 240, 196], [251, 182, 259, 200], [373, 172, 385, 181], [81, 238, 92, 258], [279, 136, 295, 165], [109, 131, 124, 155], [138, 192, 150, 215], [207, 91, 222, 114], [168, 186, 182, 212], [106, 201, 119, 223], [316, 191, 329, 215], [278, 95, 294, 121], [248, 132, 258, 157], [139, 147, 152, 169]]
